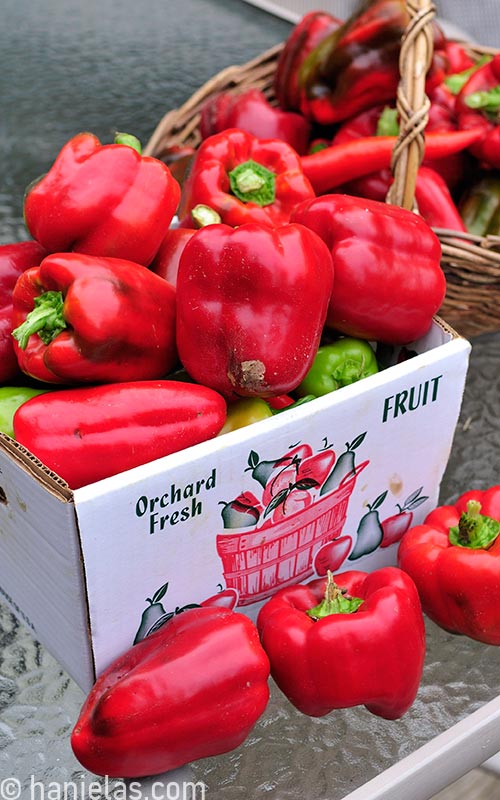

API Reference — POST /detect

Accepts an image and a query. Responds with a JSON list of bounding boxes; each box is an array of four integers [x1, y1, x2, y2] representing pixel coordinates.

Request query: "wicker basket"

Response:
[[143, 2, 500, 340]]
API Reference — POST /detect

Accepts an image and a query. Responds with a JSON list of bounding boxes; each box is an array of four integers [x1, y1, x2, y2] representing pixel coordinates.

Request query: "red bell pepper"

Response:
[[398, 486, 500, 645], [156, 143, 197, 186], [13, 380, 227, 489], [149, 227, 196, 286], [24, 132, 180, 266], [71, 606, 270, 777], [175, 222, 334, 399], [199, 88, 311, 155], [291, 194, 446, 344], [274, 10, 342, 110], [300, 127, 486, 195], [456, 53, 500, 169], [177, 128, 315, 228], [257, 567, 425, 719], [296, 0, 447, 125], [0, 241, 47, 383], [11, 252, 177, 384]]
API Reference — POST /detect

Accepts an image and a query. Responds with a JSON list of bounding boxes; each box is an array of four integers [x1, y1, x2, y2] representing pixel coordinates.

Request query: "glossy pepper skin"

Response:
[[413, 167, 467, 232], [0, 241, 47, 383], [398, 486, 500, 645], [11, 252, 177, 384], [24, 132, 181, 266], [199, 88, 311, 155], [300, 128, 485, 196], [13, 380, 227, 489], [257, 567, 425, 719], [291, 194, 446, 344], [176, 222, 334, 399], [456, 54, 500, 169], [177, 128, 315, 228], [274, 11, 342, 111], [71, 606, 270, 778], [297, 0, 447, 125], [296, 337, 379, 397]]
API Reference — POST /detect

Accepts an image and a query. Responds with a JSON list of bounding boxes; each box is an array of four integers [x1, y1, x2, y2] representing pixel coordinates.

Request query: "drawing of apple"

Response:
[[313, 535, 352, 576]]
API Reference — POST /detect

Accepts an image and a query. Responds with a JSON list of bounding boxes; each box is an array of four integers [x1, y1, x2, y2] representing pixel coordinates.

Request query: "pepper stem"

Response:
[[114, 131, 142, 154], [191, 204, 222, 228], [306, 570, 364, 620], [228, 160, 276, 207], [12, 290, 66, 350], [449, 499, 500, 549], [464, 85, 500, 114], [332, 356, 367, 388]]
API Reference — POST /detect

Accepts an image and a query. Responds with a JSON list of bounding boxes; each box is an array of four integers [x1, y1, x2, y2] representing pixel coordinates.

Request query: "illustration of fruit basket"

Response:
[[216, 465, 362, 606]]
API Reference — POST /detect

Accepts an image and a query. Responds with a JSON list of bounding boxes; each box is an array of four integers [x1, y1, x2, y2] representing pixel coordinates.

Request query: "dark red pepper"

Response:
[[0, 241, 47, 383], [177, 128, 315, 228], [14, 380, 227, 489], [175, 222, 334, 399], [11, 252, 177, 384], [24, 132, 181, 266], [71, 606, 270, 777], [274, 11, 342, 111], [296, 0, 447, 125]]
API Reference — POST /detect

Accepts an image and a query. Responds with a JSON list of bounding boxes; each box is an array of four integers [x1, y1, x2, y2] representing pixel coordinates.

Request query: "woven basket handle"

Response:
[[387, 0, 436, 209]]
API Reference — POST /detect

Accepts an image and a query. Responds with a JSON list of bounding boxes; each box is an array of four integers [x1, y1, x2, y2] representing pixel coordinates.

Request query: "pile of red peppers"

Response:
[[3, 0, 496, 486], [3, 0, 500, 780]]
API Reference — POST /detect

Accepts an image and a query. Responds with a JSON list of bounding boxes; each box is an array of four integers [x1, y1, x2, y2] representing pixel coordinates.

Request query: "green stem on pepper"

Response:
[[306, 570, 364, 619], [228, 160, 276, 206], [114, 131, 143, 154], [12, 290, 66, 349], [449, 500, 500, 549]]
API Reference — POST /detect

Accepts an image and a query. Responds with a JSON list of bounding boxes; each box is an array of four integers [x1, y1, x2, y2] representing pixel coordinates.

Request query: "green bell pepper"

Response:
[[295, 337, 379, 397], [0, 386, 49, 438]]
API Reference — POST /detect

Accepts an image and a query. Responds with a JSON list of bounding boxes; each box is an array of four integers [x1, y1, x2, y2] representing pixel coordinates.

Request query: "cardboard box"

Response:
[[0, 318, 471, 691]]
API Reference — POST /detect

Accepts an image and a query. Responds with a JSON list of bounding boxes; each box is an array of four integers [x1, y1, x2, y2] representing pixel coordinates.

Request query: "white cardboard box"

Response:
[[0, 318, 471, 691]]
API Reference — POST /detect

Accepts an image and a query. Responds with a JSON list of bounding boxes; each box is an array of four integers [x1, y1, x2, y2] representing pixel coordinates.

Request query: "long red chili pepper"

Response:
[[300, 128, 486, 194]]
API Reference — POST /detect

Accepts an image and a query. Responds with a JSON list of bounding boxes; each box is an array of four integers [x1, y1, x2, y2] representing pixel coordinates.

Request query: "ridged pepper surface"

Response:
[[24, 132, 180, 266], [398, 486, 500, 645], [11, 252, 177, 384], [257, 567, 425, 719], [177, 128, 315, 228], [291, 194, 446, 344]]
